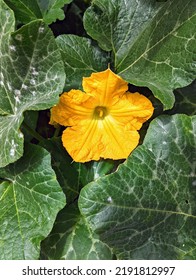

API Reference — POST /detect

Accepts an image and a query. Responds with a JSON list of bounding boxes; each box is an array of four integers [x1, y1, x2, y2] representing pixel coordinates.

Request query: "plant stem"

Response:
[[22, 122, 45, 142], [53, 124, 61, 137]]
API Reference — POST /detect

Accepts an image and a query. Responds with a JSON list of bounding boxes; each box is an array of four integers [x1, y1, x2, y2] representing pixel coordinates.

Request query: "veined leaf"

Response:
[[79, 114, 196, 259], [84, 0, 161, 52], [41, 203, 113, 260], [0, 1, 65, 167], [40, 137, 81, 204], [39, 0, 73, 24], [4, 0, 73, 24], [40, 138, 117, 204], [56, 34, 110, 90], [21, 111, 39, 142], [166, 80, 196, 116], [84, 0, 196, 109], [0, 143, 66, 260], [77, 159, 118, 187]]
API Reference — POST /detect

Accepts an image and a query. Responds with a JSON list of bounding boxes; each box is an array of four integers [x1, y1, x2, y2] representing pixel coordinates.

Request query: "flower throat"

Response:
[[93, 106, 108, 120]]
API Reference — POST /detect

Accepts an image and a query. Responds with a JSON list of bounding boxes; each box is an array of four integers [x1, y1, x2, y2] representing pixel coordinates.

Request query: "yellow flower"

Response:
[[50, 69, 154, 162]]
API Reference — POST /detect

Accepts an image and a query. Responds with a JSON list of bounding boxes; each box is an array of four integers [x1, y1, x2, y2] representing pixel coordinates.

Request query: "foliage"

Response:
[[0, 0, 195, 259]]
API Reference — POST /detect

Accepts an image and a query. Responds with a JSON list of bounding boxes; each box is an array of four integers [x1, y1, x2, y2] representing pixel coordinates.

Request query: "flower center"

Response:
[[93, 106, 108, 120]]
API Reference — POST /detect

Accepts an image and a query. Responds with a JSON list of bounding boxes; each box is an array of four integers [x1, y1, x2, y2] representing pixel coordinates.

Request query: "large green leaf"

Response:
[[166, 80, 196, 116], [56, 34, 110, 90], [84, 0, 196, 109], [76, 160, 119, 187], [0, 1, 65, 167], [4, 0, 73, 24], [41, 138, 117, 204], [40, 137, 81, 204], [0, 143, 66, 260], [21, 111, 39, 142], [84, 0, 161, 52], [41, 203, 113, 259], [79, 114, 196, 259]]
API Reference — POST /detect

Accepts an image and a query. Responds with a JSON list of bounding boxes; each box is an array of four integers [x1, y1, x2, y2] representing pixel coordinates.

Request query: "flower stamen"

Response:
[[94, 106, 108, 120]]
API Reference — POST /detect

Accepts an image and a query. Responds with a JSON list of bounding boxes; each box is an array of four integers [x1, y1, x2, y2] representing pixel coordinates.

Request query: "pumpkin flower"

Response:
[[50, 69, 154, 162]]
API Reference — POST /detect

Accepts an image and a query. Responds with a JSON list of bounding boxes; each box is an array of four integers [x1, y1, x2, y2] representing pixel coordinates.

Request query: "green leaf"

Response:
[[21, 111, 39, 142], [84, 0, 196, 109], [84, 0, 161, 52], [56, 34, 110, 90], [0, 1, 65, 167], [40, 138, 117, 203], [166, 80, 196, 116], [79, 114, 196, 259], [41, 203, 113, 259], [40, 137, 81, 204], [4, 0, 73, 24], [38, 0, 74, 24], [3, 0, 42, 23], [76, 159, 119, 187], [0, 143, 66, 260]]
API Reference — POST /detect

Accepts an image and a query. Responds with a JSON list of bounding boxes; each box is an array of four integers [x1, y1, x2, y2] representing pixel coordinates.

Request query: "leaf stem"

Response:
[[53, 124, 61, 137], [22, 122, 45, 142]]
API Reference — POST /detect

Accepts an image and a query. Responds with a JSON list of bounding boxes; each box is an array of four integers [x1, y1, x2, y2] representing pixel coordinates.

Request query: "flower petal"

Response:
[[62, 119, 103, 162], [110, 92, 154, 130], [62, 115, 140, 162], [101, 116, 140, 160], [50, 89, 95, 127], [82, 68, 128, 106]]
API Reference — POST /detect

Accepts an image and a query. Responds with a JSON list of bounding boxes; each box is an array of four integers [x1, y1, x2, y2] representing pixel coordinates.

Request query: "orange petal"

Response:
[[110, 92, 154, 130], [62, 115, 140, 162], [100, 115, 140, 160], [62, 119, 103, 162], [82, 68, 128, 106], [50, 89, 95, 127]]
